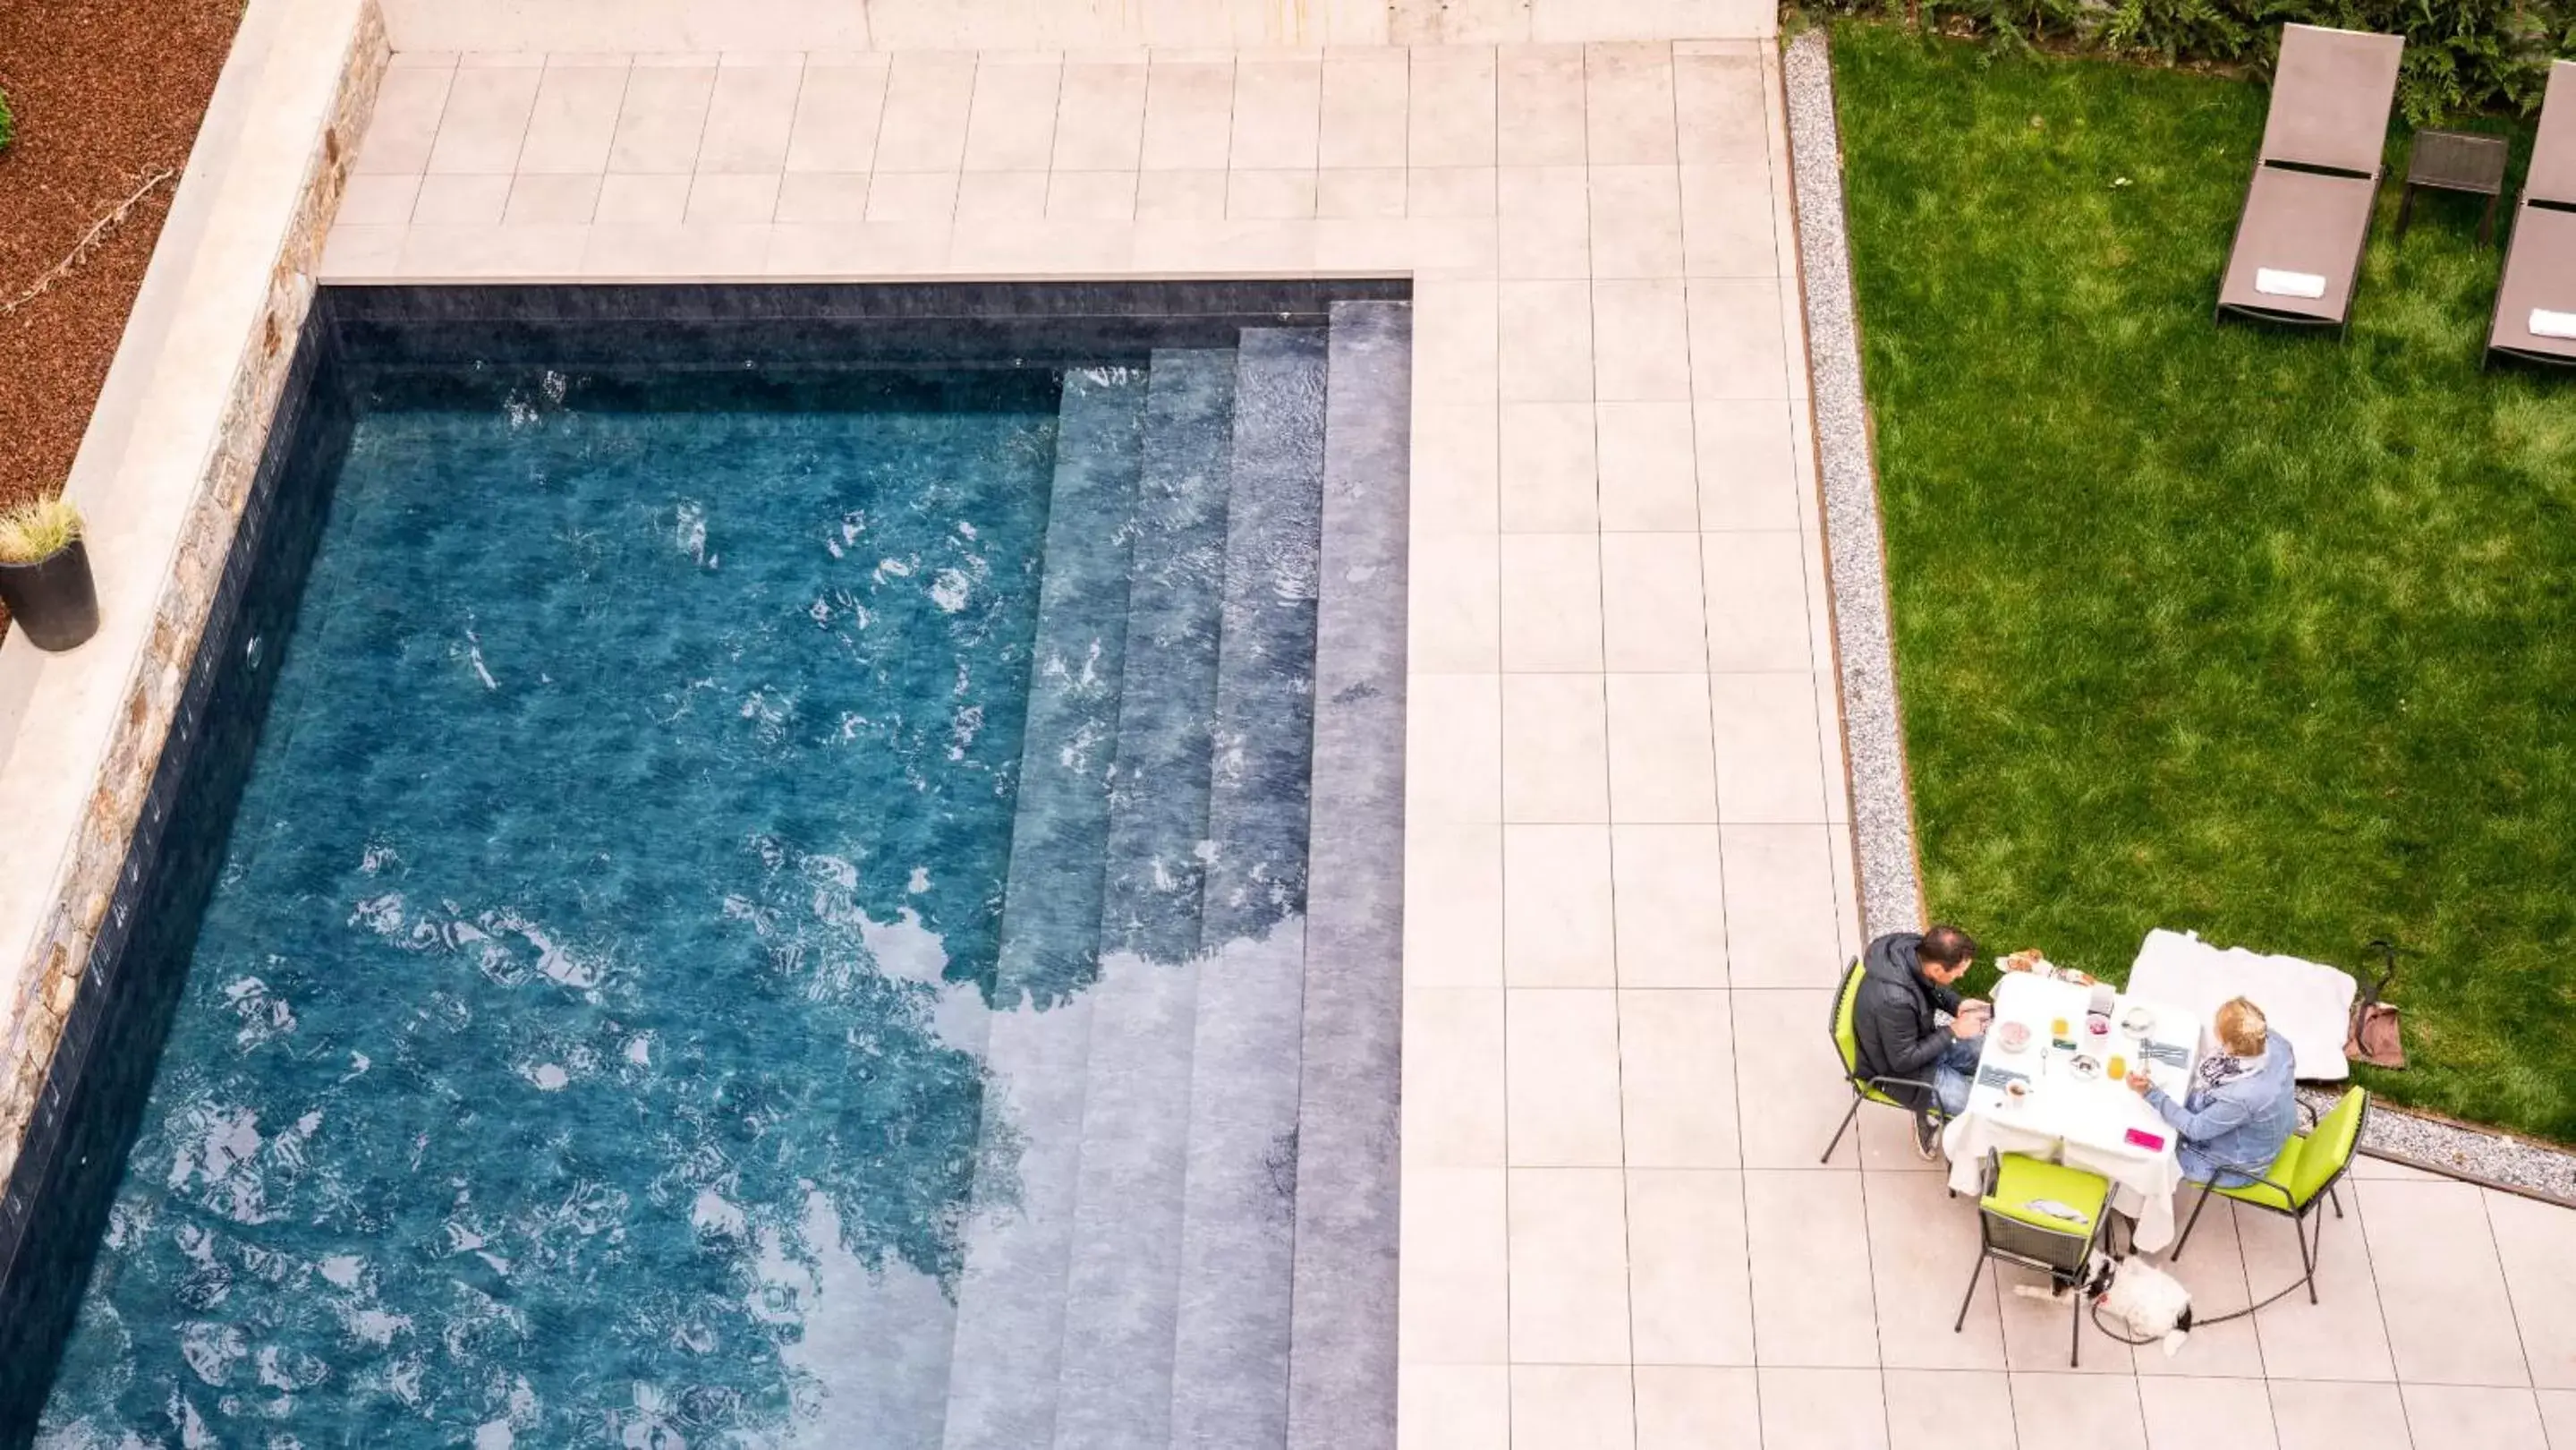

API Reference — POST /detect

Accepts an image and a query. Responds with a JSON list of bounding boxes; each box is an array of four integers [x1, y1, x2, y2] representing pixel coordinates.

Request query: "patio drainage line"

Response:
[[1778, 26, 2576, 1213]]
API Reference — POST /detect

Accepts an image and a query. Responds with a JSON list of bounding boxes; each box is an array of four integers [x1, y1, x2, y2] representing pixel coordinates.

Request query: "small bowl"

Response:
[[1996, 1022, 2032, 1054], [2070, 1054, 2104, 1082], [2120, 1007, 2155, 1037]]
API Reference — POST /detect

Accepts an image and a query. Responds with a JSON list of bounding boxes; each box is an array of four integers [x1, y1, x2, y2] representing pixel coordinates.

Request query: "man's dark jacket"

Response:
[[1854, 931, 1960, 1113]]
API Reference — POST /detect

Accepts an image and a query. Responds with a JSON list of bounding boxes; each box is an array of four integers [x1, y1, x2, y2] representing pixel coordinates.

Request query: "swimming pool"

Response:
[[3, 285, 1411, 1449]]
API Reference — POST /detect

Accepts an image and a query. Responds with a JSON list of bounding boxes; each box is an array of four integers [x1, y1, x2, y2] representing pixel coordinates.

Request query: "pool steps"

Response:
[[1050, 347, 1238, 1450], [1169, 326, 1331, 1448], [1284, 301, 1412, 1450], [942, 304, 1407, 1450], [1094, 350, 1239, 970], [941, 366, 1150, 1450]]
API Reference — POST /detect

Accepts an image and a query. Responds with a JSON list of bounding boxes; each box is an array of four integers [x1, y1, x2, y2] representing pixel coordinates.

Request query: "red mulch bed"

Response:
[[0, 0, 242, 630]]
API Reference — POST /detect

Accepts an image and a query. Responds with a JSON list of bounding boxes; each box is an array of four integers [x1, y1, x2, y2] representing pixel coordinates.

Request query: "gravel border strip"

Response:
[[2300, 1087, 2576, 1206], [1779, 26, 2576, 1211], [1781, 29, 1924, 945]]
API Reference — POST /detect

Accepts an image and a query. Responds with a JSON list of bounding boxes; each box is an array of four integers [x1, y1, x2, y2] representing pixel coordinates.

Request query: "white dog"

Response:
[[2011, 1250, 2196, 1357]]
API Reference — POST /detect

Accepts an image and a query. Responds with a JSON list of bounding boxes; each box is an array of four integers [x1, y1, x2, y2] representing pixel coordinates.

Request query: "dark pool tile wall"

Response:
[[0, 312, 356, 1437], [0, 280, 1414, 1446], [326, 279, 1416, 371]]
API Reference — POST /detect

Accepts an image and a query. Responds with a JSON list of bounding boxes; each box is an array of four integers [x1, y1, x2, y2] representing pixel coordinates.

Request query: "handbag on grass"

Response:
[[2345, 939, 2407, 1070]]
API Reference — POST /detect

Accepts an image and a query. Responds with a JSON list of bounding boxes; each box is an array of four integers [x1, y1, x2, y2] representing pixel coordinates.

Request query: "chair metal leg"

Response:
[[2070, 1275, 2084, 1369], [2329, 1183, 2344, 1219], [2171, 1182, 2216, 1262], [1952, 1251, 1985, 1334], [1821, 1096, 1863, 1165], [2298, 1206, 2319, 1305], [2308, 1197, 2333, 1304]]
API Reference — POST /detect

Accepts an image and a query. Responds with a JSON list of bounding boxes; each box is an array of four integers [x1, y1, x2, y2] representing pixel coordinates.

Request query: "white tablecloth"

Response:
[[1941, 972, 2202, 1251], [2125, 927, 2355, 1080]]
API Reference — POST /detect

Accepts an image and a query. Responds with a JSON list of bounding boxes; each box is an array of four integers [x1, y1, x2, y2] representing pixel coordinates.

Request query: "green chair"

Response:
[[1821, 959, 1951, 1164], [1955, 1150, 2112, 1367], [2170, 1087, 2368, 1305]]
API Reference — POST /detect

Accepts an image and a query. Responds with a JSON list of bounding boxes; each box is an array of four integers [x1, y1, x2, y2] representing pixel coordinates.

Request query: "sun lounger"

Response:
[[2489, 61, 2576, 366], [2215, 24, 2406, 335]]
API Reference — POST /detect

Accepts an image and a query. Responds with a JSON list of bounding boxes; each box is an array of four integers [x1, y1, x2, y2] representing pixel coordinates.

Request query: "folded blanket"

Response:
[[2256, 269, 2328, 300], [2530, 308, 2576, 340]]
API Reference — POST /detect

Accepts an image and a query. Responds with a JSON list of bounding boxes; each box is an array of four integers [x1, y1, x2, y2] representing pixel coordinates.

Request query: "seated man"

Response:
[[1855, 924, 2000, 1159], [2127, 996, 2299, 1186]]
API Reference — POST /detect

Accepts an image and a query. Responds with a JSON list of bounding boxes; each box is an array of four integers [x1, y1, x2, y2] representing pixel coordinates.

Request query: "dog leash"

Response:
[[2087, 1273, 2315, 1344]]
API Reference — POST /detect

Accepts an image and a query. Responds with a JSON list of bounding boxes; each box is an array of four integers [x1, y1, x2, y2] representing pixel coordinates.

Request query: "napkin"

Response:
[[2256, 268, 2327, 299], [2531, 309, 2576, 340], [1976, 1064, 2030, 1091]]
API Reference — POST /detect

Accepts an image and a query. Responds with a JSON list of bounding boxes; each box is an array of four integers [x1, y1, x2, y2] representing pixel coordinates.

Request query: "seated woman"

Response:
[[2125, 997, 2298, 1186]]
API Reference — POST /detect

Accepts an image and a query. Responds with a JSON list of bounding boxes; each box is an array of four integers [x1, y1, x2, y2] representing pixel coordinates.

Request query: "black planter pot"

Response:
[[0, 538, 100, 652]]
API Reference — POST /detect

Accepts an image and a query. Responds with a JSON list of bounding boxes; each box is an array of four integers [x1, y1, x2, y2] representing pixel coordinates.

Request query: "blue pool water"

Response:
[[36, 366, 1068, 1446], [22, 291, 1412, 1450]]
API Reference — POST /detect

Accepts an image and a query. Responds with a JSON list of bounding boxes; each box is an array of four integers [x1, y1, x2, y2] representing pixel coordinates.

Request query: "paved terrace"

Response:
[[319, 40, 2576, 1448]]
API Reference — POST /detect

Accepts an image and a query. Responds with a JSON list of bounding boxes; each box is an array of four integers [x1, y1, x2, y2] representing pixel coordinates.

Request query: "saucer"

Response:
[[2069, 1054, 2104, 1082]]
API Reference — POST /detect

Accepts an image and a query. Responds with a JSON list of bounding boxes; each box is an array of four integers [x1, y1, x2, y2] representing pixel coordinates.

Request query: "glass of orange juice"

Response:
[[2107, 1053, 2127, 1079]]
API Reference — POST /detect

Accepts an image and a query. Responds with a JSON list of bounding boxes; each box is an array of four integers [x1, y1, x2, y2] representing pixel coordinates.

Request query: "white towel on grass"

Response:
[[2255, 268, 2327, 299], [2126, 928, 2357, 1080]]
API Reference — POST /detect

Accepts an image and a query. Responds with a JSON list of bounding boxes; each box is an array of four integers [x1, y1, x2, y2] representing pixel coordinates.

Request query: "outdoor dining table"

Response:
[[1940, 969, 2204, 1251]]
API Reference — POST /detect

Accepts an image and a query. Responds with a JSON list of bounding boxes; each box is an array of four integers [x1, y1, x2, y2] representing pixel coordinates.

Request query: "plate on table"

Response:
[[2119, 1007, 2155, 1038], [1995, 1021, 2032, 1055]]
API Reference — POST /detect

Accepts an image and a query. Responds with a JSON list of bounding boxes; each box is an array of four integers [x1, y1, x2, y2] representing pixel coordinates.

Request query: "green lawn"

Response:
[[1832, 21, 2576, 1144]]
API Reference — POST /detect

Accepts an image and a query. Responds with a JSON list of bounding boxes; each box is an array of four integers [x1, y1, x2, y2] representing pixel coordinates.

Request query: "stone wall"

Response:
[[0, 0, 388, 1198]]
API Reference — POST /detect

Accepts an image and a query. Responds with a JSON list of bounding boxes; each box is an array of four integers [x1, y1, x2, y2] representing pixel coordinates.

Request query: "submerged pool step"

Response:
[[942, 364, 1149, 1450], [1050, 348, 1238, 1450], [946, 315, 1387, 1450], [1168, 327, 1331, 1449], [1285, 301, 1413, 1450], [1091, 351, 1240, 971]]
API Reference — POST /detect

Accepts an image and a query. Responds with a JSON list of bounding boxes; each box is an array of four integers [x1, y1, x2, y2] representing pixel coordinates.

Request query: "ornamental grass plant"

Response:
[[0, 496, 83, 564]]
